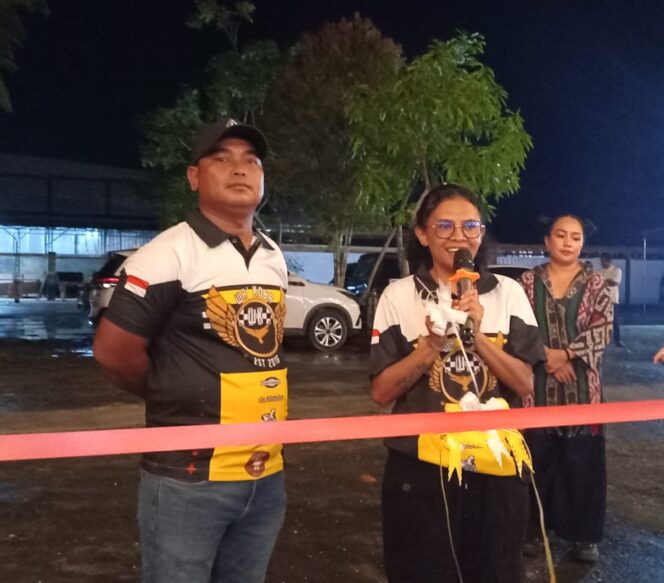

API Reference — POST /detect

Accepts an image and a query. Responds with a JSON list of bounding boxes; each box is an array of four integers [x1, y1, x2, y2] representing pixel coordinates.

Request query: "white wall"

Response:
[[628, 259, 664, 304], [495, 255, 546, 269], [284, 251, 362, 284]]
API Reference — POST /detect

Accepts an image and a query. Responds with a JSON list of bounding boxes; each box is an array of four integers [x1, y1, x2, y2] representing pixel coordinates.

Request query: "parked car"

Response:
[[284, 272, 362, 351], [88, 250, 362, 352], [344, 252, 401, 297], [87, 250, 133, 322], [45, 271, 85, 300]]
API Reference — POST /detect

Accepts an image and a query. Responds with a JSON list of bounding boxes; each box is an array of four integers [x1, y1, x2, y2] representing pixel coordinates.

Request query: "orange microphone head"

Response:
[[449, 268, 480, 286]]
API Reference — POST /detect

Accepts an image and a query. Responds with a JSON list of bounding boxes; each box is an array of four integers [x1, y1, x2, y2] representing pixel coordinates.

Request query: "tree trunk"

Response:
[[253, 214, 268, 232], [359, 228, 396, 305], [396, 225, 409, 276], [275, 217, 283, 245], [360, 184, 431, 304], [332, 223, 353, 287]]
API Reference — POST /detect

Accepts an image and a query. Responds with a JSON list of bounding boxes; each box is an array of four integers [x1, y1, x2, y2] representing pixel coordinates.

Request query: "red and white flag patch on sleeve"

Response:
[[125, 274, 149, 298]]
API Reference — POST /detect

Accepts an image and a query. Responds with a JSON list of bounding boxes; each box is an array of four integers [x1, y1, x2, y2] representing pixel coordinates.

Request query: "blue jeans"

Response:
[[138, 469, 286, 583]]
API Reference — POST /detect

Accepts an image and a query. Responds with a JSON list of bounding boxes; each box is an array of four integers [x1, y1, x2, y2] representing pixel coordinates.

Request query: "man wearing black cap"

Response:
[[94, 119, 288, 583]]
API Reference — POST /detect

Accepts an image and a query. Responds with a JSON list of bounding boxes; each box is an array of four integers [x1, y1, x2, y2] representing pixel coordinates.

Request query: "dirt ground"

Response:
[[0, 324, 663, 582]]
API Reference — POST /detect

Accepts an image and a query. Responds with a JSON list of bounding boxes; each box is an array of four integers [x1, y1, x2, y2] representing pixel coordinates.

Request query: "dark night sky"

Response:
[[2, 0, 664, 245]]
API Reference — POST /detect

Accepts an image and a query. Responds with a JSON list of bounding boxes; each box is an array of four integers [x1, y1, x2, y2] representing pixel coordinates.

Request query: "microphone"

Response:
[[449, 249, 480, 347]]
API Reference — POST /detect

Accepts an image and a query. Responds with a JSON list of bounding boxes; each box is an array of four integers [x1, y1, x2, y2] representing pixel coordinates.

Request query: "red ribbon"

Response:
[[0, 400, 662, 462]]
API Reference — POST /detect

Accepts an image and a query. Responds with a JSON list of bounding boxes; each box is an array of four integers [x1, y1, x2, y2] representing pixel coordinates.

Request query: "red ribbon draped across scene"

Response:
[[0, 400, 662, 462]]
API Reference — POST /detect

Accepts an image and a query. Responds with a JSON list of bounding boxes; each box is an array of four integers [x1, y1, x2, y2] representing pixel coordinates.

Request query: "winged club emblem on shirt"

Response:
[[204, 286, 285, 358]]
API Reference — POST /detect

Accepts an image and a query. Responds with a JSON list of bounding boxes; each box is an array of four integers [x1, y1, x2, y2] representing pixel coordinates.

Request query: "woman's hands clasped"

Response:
[[545, 347, 577, 383]]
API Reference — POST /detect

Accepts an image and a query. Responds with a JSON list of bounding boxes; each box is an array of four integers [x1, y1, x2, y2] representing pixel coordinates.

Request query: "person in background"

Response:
[[371, 184, 544, 582], [520, 215, 613, 563], [94, 119, 288, 583], [600, 252, 624, 347]]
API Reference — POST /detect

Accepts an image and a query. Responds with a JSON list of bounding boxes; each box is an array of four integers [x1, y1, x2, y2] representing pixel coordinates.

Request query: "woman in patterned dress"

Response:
[[519, 215, 613, 563]]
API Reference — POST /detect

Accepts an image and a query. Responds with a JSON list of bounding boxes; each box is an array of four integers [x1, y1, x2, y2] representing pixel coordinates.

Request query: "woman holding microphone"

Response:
[[370, 184, 544, 582]]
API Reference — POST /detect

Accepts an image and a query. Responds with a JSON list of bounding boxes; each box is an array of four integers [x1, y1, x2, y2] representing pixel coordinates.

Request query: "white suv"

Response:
[[88, 250, 362, 352]]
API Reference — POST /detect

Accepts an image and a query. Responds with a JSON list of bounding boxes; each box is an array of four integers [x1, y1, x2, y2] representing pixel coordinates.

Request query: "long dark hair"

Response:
[[406, 183, 486, 271]]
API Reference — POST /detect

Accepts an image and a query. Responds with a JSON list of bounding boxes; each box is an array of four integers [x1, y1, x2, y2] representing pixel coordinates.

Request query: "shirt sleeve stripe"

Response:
[[126, 274, 149, 290]]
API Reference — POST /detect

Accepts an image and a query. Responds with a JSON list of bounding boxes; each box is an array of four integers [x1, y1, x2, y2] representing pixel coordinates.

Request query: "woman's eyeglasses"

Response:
[[430, 220, 485, 239]]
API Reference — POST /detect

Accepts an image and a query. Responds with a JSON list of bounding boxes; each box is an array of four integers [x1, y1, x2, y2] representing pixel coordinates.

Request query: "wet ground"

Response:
[[0, 298, 92, 342], [0, 299, 662, 582]]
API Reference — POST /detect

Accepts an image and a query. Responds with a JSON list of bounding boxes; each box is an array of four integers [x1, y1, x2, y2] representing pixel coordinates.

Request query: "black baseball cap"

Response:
[[190, 118, 268, 163]]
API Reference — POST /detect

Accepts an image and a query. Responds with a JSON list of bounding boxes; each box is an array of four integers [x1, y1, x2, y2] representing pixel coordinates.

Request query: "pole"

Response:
[[643, 234, 647, 314]]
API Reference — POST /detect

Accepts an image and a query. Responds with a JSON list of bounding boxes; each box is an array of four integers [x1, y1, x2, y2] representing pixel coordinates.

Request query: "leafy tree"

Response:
[[0, 0, 48, 112], [187, 0, 255, 53], [141, 1, 286, 226], [348, 32, 533, 300], [141, 89, 203, 225], [204, 40, 287, 125], [261, 15, 402, 286]]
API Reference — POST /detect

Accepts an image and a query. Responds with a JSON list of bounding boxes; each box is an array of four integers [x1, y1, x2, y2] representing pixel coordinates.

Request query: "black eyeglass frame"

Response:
[[429, 219, 486, 240]]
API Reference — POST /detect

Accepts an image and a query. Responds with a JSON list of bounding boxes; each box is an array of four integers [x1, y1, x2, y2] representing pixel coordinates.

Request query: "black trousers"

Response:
[[612, 303, 621, 344], [381, 450, 528, 583], [526, 432, 606, 543]]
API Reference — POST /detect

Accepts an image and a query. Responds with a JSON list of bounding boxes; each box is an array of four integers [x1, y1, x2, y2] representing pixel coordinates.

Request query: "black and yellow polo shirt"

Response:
[[370, 266, 544, 476], [105, 209, 288, 482]]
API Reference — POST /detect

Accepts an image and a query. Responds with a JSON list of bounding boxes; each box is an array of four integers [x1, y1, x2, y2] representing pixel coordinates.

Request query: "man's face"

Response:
[[186, 137, 264, 213], [600, 257, 610, 269]]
